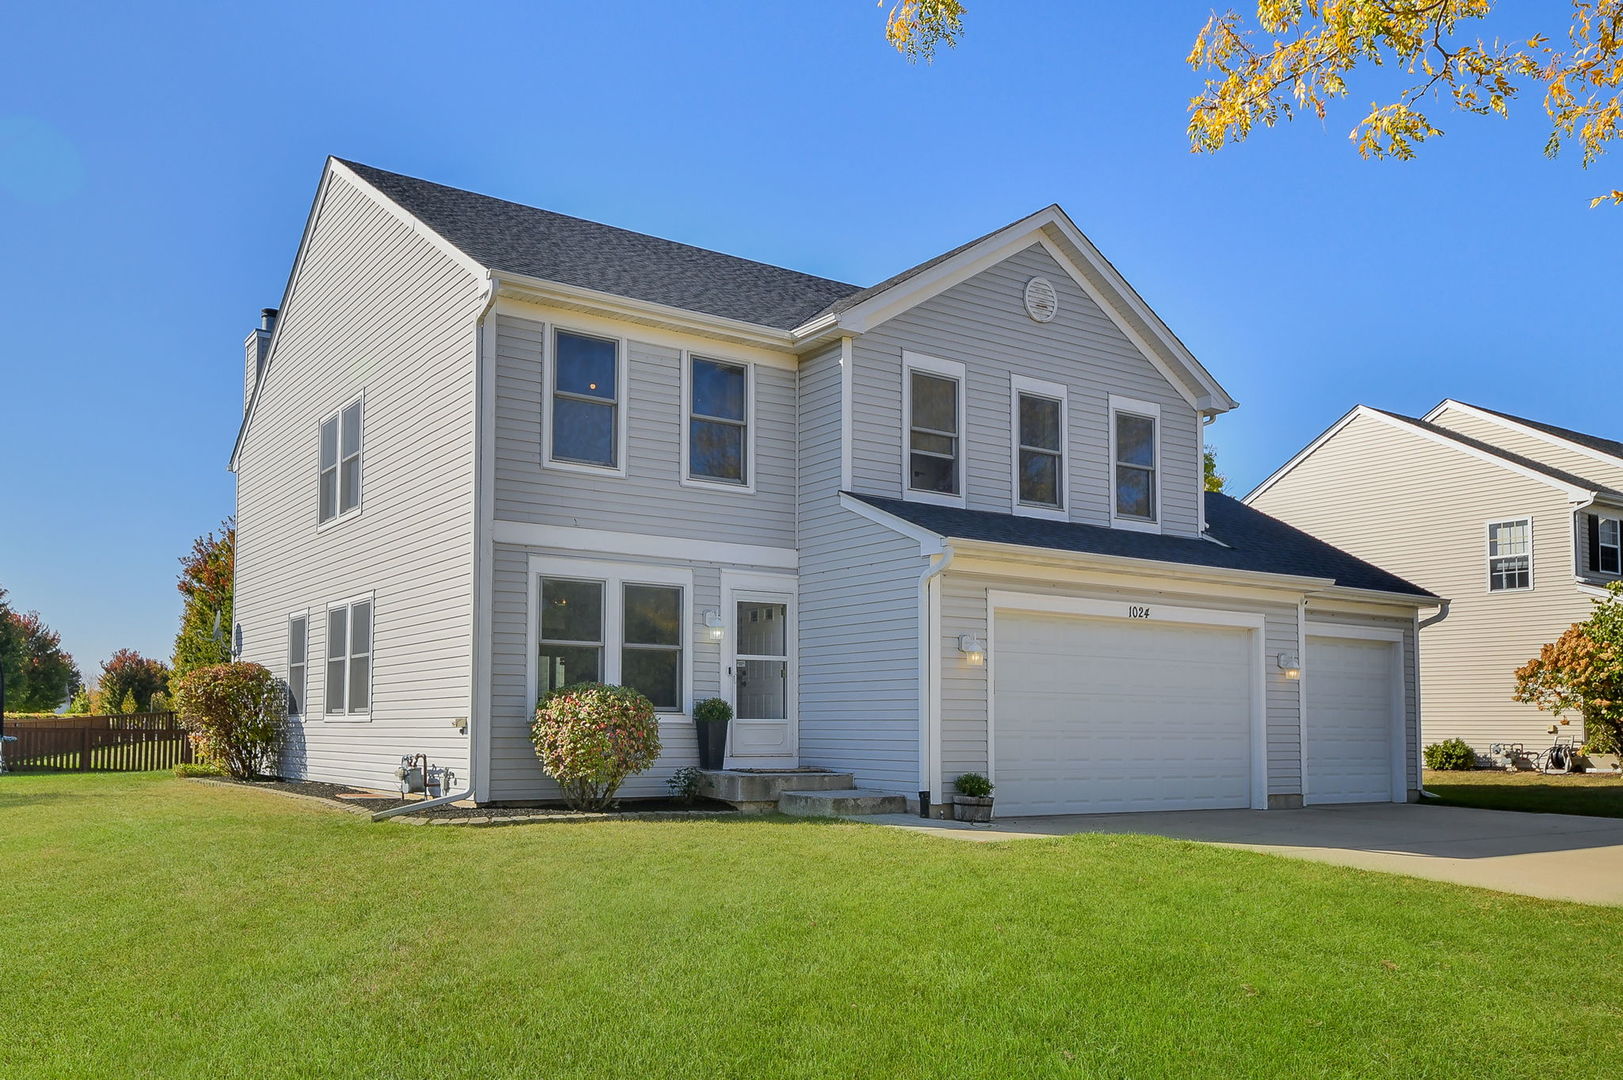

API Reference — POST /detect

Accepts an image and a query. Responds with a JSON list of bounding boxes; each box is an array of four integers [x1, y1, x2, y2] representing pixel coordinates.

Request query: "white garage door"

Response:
[[992, 611, 1255, 816], [1305, 636, 1397, 804]]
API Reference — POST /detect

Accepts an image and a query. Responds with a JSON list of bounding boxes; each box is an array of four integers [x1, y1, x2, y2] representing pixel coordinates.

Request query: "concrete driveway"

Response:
[[865, 802, 1623, 905]]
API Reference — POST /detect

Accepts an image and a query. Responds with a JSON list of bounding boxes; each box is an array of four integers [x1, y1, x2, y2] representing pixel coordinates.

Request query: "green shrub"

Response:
[[1423, 738, 1476, 771], [953, 772, 994, 798], [667, 765, 703, 803], [692, 697, 733, 725], [532, 683, 662, 811], [174, 761, 225, 778], [173, 662, 285, 780]]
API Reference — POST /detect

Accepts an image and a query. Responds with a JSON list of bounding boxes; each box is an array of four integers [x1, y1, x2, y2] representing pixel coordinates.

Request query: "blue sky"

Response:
[[3, 1, 1617, 684]]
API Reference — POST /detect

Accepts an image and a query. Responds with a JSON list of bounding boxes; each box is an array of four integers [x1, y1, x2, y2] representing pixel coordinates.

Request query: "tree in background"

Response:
[[171, 519, 234, 681], [0, 586, 81, 713], [95, 649, 170, 714], [884, 2, 1623, 206], [1204, 448, 1226, 493], [1514, 582, 1623, 755]]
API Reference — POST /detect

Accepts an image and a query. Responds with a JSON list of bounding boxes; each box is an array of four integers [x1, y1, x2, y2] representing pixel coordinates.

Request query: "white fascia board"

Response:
[[792, 206, 1237, 415], [330, 159, 488, 280], [1424, 399, 1623, 473], [1246, 405, 1596, 505], [491, 271, 798, 354], [836, 493, 947, 556], [1305, 585, 1443, 610], [947, 537, 1335, 592]]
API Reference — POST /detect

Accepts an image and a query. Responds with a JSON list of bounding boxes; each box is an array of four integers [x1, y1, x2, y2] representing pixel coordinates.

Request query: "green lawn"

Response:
[[3, 774, 1620, 1079], [1424, 768, 1623, 818]]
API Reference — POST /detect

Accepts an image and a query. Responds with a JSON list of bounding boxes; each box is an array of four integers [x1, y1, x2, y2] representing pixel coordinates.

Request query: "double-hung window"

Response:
[[686, 356, 750, 486], [1487, 518, 1533, 592], [1110, 395, 1159, 529], [903, 352, 966, 505], [318, 398, 363, 524], [325, 597, 373, 717], [1011, 375, 1067, 516], [1588, 514, 1622, 575], [537, 563, 689, 714], [286, 613, 308, 717], [549, 329, 623, 470]]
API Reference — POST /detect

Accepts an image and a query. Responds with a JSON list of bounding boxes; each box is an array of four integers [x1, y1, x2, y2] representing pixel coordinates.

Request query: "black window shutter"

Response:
[[1588, 514, 1602, 573]]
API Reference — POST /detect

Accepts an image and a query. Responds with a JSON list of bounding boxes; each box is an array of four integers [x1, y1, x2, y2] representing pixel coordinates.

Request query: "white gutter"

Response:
[[374, 273, 501, 822], [916, 543, 954, 817]]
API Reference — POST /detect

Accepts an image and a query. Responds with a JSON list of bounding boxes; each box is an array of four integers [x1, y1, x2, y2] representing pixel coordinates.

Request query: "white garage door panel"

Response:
[[993, 612, 1254, 816], [1306, 636, 1396, 804]]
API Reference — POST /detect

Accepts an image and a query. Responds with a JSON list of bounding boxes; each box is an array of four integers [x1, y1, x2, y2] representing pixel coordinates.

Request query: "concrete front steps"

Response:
[[697, 769, 907, 817]]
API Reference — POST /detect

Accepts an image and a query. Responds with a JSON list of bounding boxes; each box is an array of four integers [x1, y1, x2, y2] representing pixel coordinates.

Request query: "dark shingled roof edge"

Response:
[[847, 491, 1435, 600], [1371, 408, 1623, 498], [1460, 402, 1623, 464]]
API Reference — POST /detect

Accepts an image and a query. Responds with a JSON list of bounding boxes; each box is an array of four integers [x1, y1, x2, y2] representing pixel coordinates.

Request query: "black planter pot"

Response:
[[696, 721, 729, 771]]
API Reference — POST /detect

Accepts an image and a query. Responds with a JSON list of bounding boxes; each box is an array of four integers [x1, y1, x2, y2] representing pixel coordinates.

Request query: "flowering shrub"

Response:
[[1515, 582, 1623, 758], [532, 683, 662, 810], [173, 662, 285, 780]]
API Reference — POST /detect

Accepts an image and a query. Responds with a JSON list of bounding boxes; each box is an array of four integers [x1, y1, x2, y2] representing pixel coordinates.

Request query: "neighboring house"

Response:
[[1248, 400, 1623, 757], [231, 158, 1435, 817]]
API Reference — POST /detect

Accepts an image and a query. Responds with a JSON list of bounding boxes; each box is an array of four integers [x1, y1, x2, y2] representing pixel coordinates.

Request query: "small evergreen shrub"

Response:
[[953, 772, 994, 798], [174, 761, 225, 778], [1423, 738, 1476, 771], [667, 765, 704, 803], [532, 683, 662, 811], [692, 697, 733, 725], [173, 663, 285, 780]]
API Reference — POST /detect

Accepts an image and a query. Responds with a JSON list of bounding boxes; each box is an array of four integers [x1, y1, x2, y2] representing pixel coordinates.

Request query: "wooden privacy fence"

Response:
[[1, 713, 193, 772]]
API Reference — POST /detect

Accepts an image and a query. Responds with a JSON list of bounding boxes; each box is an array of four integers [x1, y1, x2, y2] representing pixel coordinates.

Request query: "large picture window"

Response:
[[536, 565, 689, 714], [549, 330, 621, 469], [325, 597, 373, 717], [318, 398, 363, 524], [687, 356, 749, 485], [1487, 518, 1532, 592], [902, 352, 966, 506]]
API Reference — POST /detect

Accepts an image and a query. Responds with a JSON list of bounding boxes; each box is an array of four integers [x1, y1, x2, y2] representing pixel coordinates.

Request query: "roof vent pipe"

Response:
[[260, 308, 279, 332]]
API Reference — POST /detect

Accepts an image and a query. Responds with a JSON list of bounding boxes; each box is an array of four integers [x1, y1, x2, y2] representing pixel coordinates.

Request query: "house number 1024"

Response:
[[1127, 605, 1152, 619]]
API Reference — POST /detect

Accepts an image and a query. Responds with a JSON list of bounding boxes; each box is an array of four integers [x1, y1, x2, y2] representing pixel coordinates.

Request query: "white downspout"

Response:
[[374, 273, 500, 822], [916, 542, 954, 817]]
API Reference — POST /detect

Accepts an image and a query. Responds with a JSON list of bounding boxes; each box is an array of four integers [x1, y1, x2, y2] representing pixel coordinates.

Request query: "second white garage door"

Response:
[[1305, 635, 1399, 804], [992, 611, 1255, 816]]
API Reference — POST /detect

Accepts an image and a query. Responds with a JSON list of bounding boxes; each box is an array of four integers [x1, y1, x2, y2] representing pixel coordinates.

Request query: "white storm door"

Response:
[[723, 577, 797, 765]]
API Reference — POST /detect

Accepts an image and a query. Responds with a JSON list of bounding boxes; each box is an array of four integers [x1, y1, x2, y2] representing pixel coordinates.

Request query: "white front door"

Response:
[[723, 578, 797, 767]]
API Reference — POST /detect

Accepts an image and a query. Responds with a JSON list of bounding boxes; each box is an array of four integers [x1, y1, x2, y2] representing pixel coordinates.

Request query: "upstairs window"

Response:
[[318, 398, 363, 524], [903, 352, 966, 505], [1589, 514, 1622, 575], [1012, 376, 1067, 515], [549, 329, 621, 470], [325, 597, 373, 717], [287, 613, 307, 717], [1487, 518, 1532, 592], [687, 356, 749, 486], [1110, 396, 1159, 528]]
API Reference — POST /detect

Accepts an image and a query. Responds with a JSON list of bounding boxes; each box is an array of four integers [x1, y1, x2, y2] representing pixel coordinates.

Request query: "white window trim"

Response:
[[1009, 374, 1068, 521], [542, 325, 629, 478], [1109, 394, 1162, 535], [322, 592, 375, 722], [316, 393, 364, 531], [1485, 516, 1534, 594], [901, 350, 967, 508], [286, 609, 309, 720], [1592, 513, 1622, 576], [679, 351, 757, 494], [525, 556, 695, 722]]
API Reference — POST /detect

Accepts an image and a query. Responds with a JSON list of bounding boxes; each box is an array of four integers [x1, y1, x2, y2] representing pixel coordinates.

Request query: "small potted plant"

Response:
[[692, 697, 732, 771], [952, 772, 994, 823]]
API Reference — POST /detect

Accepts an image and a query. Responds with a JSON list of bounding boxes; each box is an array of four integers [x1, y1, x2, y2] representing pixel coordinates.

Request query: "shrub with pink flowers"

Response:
[[531, 683, 662, 810]]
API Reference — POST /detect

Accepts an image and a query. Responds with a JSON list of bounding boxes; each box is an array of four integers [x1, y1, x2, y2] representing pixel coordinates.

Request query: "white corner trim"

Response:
[[839, 336, 854, 492], [1424, 399, 1623, 473], [837, 492, 947, 555], [491, 519, 797, 569], [1010, 373, 1069, 520]]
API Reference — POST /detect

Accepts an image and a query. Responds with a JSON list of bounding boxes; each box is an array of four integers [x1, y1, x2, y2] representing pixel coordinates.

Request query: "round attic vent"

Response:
[[1023, 276, 1058, 322]]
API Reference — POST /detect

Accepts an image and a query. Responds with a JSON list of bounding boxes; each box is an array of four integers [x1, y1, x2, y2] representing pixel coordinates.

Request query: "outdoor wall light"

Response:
[[957, 633, 986, 665], [703, 609, 725, 641], [1276, 652, 1301, 680]]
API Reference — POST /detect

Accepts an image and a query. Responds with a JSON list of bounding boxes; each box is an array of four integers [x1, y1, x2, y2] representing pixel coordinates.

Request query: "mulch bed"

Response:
[[194, 776, 740, 825]]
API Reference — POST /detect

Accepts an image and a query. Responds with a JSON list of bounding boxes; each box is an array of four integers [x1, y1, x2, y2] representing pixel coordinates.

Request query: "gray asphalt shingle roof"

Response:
[[848, 492, 1434, 598], [1372, 408, 1623, 498], [340, 160, 863, 329], [1464, 402, 1623, 464]]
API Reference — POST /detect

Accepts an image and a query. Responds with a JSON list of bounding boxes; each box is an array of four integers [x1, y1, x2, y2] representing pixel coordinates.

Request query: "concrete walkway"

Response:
[[864, 802, 1623, 905]]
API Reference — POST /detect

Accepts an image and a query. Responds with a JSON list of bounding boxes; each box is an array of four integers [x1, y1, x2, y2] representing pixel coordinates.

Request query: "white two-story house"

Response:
[[231, 159, 1435, 816]]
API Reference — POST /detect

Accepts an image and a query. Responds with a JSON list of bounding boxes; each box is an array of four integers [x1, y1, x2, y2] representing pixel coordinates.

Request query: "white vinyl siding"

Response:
[[849, 244, 1202, 536], [232, 165, 481, 791], [1486, 518, 1532, 592]]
